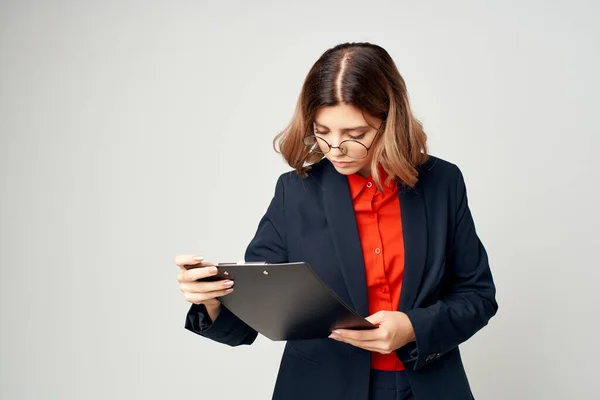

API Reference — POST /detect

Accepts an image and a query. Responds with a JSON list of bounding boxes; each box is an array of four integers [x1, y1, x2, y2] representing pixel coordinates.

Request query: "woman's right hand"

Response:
[[175, 254, 234, 309]]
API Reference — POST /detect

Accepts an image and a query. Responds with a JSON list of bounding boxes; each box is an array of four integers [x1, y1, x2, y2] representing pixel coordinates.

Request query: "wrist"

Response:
[[408, 325, 416, 342], [204, 301, 222, 322], [402, 312, 416, 342]]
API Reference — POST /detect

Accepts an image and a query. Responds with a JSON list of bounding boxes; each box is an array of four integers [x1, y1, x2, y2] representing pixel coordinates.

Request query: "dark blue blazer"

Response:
[[185, 155, 498, 400]]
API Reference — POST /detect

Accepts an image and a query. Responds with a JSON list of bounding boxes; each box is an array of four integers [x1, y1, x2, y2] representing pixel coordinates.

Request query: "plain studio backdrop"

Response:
[[1, 1, 598, 399]]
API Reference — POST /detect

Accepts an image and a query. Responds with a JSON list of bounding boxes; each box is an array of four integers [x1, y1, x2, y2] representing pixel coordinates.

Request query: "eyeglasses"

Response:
[[302, 120, 385, 160]]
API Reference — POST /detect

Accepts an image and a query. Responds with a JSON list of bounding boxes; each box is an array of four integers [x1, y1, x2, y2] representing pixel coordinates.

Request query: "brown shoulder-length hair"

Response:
[[273, 42, 429, 189]]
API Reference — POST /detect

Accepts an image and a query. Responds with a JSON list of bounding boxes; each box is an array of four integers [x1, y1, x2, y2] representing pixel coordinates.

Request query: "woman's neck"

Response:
[[357, 166, 371, 179]]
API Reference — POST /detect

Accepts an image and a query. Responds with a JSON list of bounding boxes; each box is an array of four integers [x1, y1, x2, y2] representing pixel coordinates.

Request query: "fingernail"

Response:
[[223, 280, 234, 287], [332, 330, 340, 335], [193, 256, 204, 261], [225, 288, 234, 293], [210, 267, 218, 273]]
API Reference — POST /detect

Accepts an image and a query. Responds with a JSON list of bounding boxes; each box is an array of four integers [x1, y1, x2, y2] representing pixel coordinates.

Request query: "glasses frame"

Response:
[[302, 119, 386, 160]]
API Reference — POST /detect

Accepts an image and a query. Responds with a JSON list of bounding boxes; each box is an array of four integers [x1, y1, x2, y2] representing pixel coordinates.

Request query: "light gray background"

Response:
[[1, 0, 598, 399]]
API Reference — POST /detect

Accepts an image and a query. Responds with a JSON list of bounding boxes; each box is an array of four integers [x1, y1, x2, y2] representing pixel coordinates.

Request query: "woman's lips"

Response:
[[331, 160, 353, 167]]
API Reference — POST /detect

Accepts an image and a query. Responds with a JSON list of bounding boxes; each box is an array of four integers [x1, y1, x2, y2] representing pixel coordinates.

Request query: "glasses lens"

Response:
[[303, 135, 329, 154], [340, 140, 368, 159]]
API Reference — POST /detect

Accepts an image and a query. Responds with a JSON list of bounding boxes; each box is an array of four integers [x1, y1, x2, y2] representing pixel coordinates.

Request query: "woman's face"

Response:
[[312, 103, 383, 178]]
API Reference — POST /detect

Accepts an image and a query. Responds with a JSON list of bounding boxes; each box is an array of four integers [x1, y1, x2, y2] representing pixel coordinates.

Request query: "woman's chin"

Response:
[[332, 164, 360, 175]]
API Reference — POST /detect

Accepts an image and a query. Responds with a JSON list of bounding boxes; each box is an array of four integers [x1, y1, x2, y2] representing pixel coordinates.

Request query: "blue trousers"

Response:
[[368, 369, 414, 400]]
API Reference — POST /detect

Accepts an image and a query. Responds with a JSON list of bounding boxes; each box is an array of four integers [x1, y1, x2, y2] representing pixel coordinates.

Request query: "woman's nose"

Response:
[[329, 136, 346, 155], [330, 145, 345, 156]]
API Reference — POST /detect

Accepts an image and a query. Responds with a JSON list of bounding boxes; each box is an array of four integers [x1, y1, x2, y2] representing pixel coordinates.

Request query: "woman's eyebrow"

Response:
[[313, 120, 370, 132]]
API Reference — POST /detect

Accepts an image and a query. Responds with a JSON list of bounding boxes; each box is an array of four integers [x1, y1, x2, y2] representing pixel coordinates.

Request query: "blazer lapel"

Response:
[[319, 158, 429, 316], [321, 160, 370, 318], [398, 178, 428, 311]]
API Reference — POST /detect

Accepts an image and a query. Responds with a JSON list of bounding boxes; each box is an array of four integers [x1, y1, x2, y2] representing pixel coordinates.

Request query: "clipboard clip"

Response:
[[217, 260, 268, 266]]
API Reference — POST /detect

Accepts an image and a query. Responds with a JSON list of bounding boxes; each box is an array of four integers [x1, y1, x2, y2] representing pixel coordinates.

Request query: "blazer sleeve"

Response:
[[184, 174, 289, 346], [398, 166, 499, 370]]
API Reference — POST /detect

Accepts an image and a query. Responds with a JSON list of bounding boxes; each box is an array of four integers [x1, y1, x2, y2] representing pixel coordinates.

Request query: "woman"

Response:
[[175, 42, 498, 400]]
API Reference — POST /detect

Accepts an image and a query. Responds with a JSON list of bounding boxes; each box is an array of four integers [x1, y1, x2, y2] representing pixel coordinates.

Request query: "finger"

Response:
[[183, 288, 234, 304], [175, 254, 202, 267], [180, 279, 234, 293], [365, 310, 387, 325], [330, 336, 385, 353], [334, 336, 391, 353], [181, 260, 216, 270], [177, 265, 219, 282], [175, 254, 215, 270], [331, 328, 383, 341]]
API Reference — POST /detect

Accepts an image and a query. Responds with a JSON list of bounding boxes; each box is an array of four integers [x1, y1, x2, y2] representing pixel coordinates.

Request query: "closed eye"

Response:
[[349, 133, 366, 140], [314, 130, 367, 140]]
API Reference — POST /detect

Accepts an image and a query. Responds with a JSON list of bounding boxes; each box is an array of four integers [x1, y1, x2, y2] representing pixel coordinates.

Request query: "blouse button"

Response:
[[366, 182, 373, 188], [375, 248, 381, 254]]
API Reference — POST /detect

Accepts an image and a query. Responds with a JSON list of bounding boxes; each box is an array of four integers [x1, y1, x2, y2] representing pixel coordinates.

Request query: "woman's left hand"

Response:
[[328, 311, 416, 354]]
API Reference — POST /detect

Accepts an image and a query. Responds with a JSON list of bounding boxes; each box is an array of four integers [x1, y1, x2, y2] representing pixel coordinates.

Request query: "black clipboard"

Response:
[[186, 261, 376, 341]]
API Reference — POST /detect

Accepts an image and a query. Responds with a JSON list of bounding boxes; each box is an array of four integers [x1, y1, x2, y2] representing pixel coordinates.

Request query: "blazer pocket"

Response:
[[286, 343, 321, 365]]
